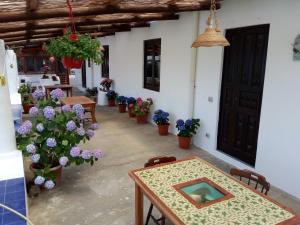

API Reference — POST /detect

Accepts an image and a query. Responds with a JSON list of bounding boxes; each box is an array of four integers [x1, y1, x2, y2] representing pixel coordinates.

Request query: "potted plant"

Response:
[[133, 98, 153, 124], [16, 89, 103, 190], [46, 30, 103, 69], [176, 118, 200, 149], [126, 97, 136, 118], [153, 110, 170, 136], [85, 87, 98, 102], [106, 90, 117, 107], [99, 78, 113, 92], [18, 84, 34, 114], [117, 96, 127, 113]]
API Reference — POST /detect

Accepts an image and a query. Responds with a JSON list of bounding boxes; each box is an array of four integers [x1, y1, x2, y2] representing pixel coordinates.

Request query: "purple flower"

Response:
[[43, 106, 55, 120], [70, 147, 81, 157], [17, 120, 32, 135], [34, 176, 45, 185], [86, 129, 94, 138], [179, 125, 186, 131], [36, 123, 44, 132], [59, 156, 69, 166], [66, 120, 76, 131], [44, 180, 55, 190], [62, 105, 72, 113], [81, 150, 92, 160], [32, 89, 45, 100], [93, 149, 103, 159], [29, 107, 39, 117], [76, 127, 85, 136], [72, 104, 85, 119], [176, 119, 184, 126], [185, 119, 193, 126], [50, 88, 65, 100], [46, 138, 57, 148], [90, 123, 99, 130], [31, 154, 40, 163], [26, 144, 36, 154]]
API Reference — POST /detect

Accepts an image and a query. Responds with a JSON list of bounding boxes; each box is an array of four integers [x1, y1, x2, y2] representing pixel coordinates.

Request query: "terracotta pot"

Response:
[[178, 136, 192, 149], [61, 57, 83, 69], [30, 164, 63, 185], [128, 107, 136, 118], [158, 124, 170, 136], [108, 99, 116, 107], [118, 104, 127, 113], [136, 114, 148, 124], [23, 104, 34, 114]]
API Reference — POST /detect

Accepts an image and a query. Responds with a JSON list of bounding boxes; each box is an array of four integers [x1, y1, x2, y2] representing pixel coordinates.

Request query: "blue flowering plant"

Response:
[[152, 110, 169, 125], [106, 90, 118, 101], [16, 88, 103, 190], [176, 118, 200, 137], [126, 97, 136, 106], [117, 96, 127, 105]]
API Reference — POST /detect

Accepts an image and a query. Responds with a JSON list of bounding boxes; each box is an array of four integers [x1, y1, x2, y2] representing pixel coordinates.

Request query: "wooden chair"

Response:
[[230, 168, 270, 195], [144, 156, 177, 225]]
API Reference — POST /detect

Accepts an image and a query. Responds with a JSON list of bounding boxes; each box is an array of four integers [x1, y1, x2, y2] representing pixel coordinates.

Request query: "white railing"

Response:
[[0, 203, 35, 225]]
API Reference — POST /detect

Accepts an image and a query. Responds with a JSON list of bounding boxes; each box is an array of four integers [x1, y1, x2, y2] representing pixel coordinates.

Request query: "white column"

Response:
[[0, 40, 17, 153]]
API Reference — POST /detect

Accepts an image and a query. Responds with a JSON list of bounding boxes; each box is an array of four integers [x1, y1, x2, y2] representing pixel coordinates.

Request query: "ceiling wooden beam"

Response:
[[0, 3, 214, 23], [26, 0, 39, 11], [0, 14, 178, 34]]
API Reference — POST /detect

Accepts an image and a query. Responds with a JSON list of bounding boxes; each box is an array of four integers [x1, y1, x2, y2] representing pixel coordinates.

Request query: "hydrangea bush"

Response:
[[176, 118, 200, 137], [133, 97, 153, 116], [153, 110, 169, 125], [16, 88, 103, 190], [117, 96, 127, 105]]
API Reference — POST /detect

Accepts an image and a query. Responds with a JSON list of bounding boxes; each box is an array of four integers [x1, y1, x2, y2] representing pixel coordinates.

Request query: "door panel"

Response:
[[217, 24, 270, 166]]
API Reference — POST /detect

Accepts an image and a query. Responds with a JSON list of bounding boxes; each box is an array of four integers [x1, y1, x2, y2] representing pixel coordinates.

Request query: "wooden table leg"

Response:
[[91, 103, 97, 123], [135, 183, 143, 225]]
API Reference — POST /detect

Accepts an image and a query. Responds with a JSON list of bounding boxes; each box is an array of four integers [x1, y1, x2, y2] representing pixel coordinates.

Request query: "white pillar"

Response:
[[5, 49, 19, 95], [0, 40, 17, 153]]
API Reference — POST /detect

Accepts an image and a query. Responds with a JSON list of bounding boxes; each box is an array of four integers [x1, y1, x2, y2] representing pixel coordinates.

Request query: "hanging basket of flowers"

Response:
[[46, 30, 103, 69]]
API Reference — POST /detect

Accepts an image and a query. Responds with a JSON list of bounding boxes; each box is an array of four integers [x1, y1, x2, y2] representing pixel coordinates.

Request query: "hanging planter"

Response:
[[45, 0, 103, 69]]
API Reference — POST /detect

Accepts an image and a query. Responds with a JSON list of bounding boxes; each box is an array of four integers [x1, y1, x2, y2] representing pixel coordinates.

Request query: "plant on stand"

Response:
[[117, 96, 127, 113], [106, 90, 117, 107], [153, 110, 170, 136], [99, 78, 113, 92], [18, 84, 34, 114], [85, 87, 98, 102], [133, 98, 153, 124], [126, 97, 136, 118], [16, 88, 103, 191], [176, 118, 200, 149]]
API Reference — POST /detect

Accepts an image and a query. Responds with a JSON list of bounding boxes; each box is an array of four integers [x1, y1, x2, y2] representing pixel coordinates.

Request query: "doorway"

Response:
[[81, 61, 87, 88], [217, 24, 270, 166]]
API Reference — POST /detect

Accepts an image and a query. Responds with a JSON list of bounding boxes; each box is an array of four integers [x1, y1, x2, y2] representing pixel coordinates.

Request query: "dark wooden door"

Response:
[[81, 61, 87, 88], [217, 24, 270, 166]]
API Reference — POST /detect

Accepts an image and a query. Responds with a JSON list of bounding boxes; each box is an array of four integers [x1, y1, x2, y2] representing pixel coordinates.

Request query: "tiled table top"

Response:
[[0, 178, 27, 225]]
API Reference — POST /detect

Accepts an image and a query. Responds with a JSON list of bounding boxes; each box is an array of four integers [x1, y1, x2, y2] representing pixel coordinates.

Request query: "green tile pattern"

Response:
[[135, 158, 294, 225]]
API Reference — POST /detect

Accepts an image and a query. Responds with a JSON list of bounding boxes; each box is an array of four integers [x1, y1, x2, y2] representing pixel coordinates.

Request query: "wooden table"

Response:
[[45, 84, 73, 99], [129, 156, 300, 225], [61, 96, 97, 123]]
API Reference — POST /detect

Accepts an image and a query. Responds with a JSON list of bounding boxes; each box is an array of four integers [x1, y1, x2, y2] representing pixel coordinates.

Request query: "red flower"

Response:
[[69, 33, 78, 42]]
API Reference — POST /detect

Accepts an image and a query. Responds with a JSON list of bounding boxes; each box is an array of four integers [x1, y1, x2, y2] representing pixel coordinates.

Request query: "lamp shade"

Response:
[[192, 27, 230, 48]]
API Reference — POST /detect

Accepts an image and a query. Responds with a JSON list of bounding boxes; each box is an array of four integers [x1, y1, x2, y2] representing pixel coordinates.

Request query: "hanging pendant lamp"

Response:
[[192, 0, 230, 48]]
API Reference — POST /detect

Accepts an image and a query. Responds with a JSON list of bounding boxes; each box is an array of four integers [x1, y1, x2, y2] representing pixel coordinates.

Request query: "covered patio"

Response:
[[1, 0, 300, 225]]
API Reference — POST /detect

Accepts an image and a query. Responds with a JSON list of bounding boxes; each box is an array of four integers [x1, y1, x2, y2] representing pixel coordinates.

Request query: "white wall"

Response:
[[99, 13, 198, 132], [193, 0, 300, 199]]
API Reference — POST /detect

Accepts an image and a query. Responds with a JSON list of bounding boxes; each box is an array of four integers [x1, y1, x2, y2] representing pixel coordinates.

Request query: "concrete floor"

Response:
[[27, 106, 300, 225]]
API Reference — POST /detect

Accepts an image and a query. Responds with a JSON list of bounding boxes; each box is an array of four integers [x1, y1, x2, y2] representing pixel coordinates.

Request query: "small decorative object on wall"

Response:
[[133, 97, 153, 124], [106, 90, 117, 107], [293, 34, 300, 61], [117, 96, 127, 113], [176, 118, 200, 149], [127, 97, 136, 118], [153, 109, 170, 136], [16, 88, 103, 191], [0, 74, 6, 86]]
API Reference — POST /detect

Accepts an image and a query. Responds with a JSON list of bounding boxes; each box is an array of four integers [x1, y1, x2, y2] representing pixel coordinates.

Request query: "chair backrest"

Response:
[[144, 156, 177, 168], [230, 168, 270, 195]]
